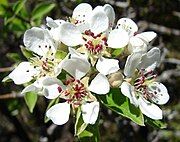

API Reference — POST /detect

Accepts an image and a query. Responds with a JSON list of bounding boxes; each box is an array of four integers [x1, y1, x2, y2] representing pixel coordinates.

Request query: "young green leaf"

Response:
[[20, 46, 34, 59], [99, 88, 145, 126], [13, 0, 27, 15], [55, 50, 68, 60], [24, 92, 37, 113], [145, 116, 167, 129], [2, 76, 12, 83], [31, 3, 55, 20], [75, 107, 88, 136], [78, 123, 100, 142]]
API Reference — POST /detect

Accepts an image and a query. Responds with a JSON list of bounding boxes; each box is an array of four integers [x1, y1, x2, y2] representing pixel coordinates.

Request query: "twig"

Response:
[[0, 67, 14, 72], [138, 20, 180, 36], [0, 92, 23, 99]]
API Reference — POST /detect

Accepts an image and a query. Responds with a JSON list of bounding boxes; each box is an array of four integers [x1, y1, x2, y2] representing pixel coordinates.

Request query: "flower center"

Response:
[[30, 50, 60, 78], [83, 30, 108, 55], [59, 78, 88, 106], [134, 69, 157, 100]]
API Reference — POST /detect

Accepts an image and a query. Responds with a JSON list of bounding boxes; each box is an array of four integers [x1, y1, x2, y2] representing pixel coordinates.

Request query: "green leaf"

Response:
[[78, 123, 100, 142], [24, 92, 37, 113], [31, 2, 55, 20], [55, 50, 68, 59], [20, 46, 34, 59], [112, 48, 124, 57], [145, 116, 167, 129], [2, 76, 12, 83], [13, 0, 27, 15], [75, 108, 88, 136], [6, 53, 21, 62], [99, 88, 144, 126]]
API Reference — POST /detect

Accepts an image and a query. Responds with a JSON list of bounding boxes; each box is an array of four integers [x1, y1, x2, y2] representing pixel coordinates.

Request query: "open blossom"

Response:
[[46, 56, 111, 125], [116, 18, 157, 53], [8, 27, 67, 97], [58, 4, 129, 52], [120, 47, 169, 120]]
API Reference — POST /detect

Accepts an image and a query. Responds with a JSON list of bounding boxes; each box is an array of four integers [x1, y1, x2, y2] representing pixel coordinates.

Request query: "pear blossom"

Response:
[[116, 18, 157, 53], [59, 5, 129, 54], [68, 47, 120, 89], [120, 47, 169, 120], [8, 27, 67, 97], [46, 56, 111, 125], [46, 17, 65, 43]]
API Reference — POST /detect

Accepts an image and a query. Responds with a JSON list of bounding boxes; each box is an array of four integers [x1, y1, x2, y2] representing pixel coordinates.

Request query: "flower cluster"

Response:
[[8, 3, 169, 126]]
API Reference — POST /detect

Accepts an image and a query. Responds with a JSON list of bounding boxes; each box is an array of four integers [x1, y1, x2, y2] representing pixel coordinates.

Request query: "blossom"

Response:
[[120, 47, 169, 119], [59, 4, 129, 51], [68, 47, 120, 90], [116, 18, 157, 53], [8, 27, 67, 97], [46, 56, 111, 125]]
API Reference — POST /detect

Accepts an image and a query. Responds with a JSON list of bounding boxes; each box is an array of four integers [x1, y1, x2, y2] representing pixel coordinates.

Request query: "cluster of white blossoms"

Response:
[[8, 3, 169, 125]]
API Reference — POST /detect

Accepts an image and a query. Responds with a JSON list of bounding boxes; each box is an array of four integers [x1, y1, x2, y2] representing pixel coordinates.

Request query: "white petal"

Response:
[[8, 62, 38, 85], [128, 36, 147, 53], [62, 58, 90, 80], [148, 82, 169, 105], [42, 77, 65, 99], [120, 82, 139, 107], [89, 73, 110, 94], [103, 4, 115, 28], [21, 83, 41, 94], [107, 29, 129, 48], [68, 47, 87, 60], [46, 102, 70, 125], [72, 3, 92, 32], [46, 17, 65, 28], [139, 97, 163, 120], [81, 102, 99, 124], [124, 52, 142, 77], [72, 3, 92, 18], [89, 9, 109, 35], [138, 47, 160, 71], [136, 32, 157, 43], [96, 57, 119, 75], [59, 23, 83, 46], [116, 18, 138, 36], [23, 27, 56, 56]]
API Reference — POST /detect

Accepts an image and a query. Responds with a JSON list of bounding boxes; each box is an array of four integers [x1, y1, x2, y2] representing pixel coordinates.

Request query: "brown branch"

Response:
[[0, 67, 14, 72], [0, 92, 22, 99], [138, 20, 180, 36]]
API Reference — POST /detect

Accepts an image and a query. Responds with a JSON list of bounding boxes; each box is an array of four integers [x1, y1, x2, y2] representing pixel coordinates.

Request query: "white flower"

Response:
[[59, 5, 129, 51], [8, 27, 67, 97], [116, 18, 157, 53], [46, 56, 111, 125], [46, 17, 65, 43], [68, 47, 120, 90], [120, 47, 169, 120], [71, 3, 115, 32]]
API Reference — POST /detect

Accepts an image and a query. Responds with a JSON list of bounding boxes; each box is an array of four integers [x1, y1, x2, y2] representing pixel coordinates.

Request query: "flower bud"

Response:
[[108, 71, 124, 88]]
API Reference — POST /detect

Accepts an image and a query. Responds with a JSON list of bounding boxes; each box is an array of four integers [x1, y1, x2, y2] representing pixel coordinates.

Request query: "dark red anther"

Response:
[[58, 86, 62, 93], [134, 32, 138, 36], [87, 40, 92, 45], [85, 30, 91, 35]]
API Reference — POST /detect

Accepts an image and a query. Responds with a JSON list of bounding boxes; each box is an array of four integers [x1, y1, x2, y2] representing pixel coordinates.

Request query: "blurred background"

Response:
[[0, 0, 179, 141]]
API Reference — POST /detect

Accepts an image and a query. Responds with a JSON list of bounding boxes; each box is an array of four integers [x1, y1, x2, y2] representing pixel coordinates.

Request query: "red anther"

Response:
[[102, 37, 107, 42], [90, 32, 94, 37], [87, 40, 93, 45], [85, 30, 91, 35], [58, 86, 62, 93], [75, 20, 79, 25], [134, 32, 138, 36]]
